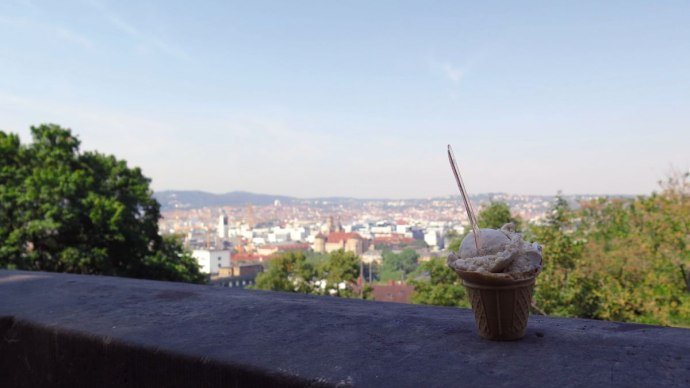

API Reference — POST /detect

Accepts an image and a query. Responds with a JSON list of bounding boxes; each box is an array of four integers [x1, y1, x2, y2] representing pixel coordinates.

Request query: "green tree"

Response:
[[447, 236, 463, 253], [320, 250, 359, 284], [254, 251, 315, 293], [527, 187, 690, 327], [528, 195, 583, 315], [410, 258, 468, 307], [0, 124, 204, 283], [380, 248, 419, 281], [568, 184, 690, 325], [317, 249, 361, 297], [254, 250, 372, 298], [478, 201, 522, 230], [138, 235, 207, 283]]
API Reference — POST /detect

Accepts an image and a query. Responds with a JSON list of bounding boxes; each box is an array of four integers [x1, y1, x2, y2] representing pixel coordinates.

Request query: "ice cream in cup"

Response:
[[447, 223, 542, 340], [445, 145, 543, 340]]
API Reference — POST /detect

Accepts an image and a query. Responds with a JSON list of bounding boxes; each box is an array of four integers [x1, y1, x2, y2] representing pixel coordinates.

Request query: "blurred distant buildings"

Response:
[[160, 193, 597, 270]]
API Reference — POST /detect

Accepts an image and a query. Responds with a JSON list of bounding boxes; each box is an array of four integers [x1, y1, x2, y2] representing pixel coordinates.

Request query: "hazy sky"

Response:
[[1, 1, 689, 198]]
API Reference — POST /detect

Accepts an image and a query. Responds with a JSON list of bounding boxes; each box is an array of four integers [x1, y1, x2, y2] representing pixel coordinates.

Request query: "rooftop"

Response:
[[326, 232, 362, 243]]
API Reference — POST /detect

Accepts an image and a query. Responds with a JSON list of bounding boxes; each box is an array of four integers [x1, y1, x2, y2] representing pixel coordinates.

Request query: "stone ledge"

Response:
[[1, 270, 689, 387]]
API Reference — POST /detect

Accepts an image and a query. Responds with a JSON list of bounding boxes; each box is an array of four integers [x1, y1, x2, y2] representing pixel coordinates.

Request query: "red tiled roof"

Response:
[[372, 284, 415, 304], [326, 232, 361, 243], [232, 253, 260, 261]]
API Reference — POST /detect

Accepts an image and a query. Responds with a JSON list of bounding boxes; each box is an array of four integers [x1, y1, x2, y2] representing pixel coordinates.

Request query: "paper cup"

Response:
[[452, 269, 538, 341]]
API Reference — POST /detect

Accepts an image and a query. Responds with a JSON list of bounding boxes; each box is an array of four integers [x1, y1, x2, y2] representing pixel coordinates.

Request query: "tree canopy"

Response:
[[477, 201, 522, 230], [379, 248, 419, 281], [253, 249, 370, 298], [0, 124, 204, 283], [409, 258, 468, 307], [253, 251, 315, 293]]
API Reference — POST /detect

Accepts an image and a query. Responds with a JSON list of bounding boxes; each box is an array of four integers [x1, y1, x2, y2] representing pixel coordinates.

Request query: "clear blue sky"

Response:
[[1, 0, 689, 198]]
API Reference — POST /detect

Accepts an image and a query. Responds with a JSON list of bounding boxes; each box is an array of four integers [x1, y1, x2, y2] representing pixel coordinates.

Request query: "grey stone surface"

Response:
[[1, 269, 689, 387]]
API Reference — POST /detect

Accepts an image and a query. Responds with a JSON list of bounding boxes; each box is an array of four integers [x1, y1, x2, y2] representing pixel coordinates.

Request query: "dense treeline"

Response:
[[0, 124, 204, 283], [532, 172, 690, 326], [414, 174, 690, 327]]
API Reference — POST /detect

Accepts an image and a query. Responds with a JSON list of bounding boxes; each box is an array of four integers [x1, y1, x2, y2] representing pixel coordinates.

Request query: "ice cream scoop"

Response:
[[449, 223, 542, 276]]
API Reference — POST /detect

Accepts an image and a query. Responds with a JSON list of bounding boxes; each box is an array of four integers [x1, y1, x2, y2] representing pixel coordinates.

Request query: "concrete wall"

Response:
[[1, 270, 690, 387]]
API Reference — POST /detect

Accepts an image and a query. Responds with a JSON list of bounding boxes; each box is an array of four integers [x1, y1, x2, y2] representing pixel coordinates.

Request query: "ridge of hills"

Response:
[[153, 190, 575, 211]]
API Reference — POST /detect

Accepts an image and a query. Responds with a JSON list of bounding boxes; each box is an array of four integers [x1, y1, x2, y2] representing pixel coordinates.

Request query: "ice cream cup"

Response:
[[452, 268, 539, 341]]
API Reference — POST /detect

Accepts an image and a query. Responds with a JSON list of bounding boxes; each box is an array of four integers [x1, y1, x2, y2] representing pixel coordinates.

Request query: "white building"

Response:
[[240, 229, 254, 240], [424, 230, 441, 250], [289, 227, 306, 242], [192, 249, 231, 275], [371, 223, 394, 235], [252, 237, 267, 246], [268, 227, 291, 243], [217, 213, 228, 239], [396, 223, 410, 235]]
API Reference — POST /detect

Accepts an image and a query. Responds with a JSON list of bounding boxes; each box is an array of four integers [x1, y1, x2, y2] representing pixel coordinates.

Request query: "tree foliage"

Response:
[[253, 249, 370, 298], [415, 187, 690, 328], [380, 248, 419, 281], [478, 201, 522, 230], [528, 195, 584, 315], [0, 124, 204, 283], [254, 251, 315, 293], [573, 191, 687, 325], [320, 250, 359, 284], [409, 258, 468, 307]]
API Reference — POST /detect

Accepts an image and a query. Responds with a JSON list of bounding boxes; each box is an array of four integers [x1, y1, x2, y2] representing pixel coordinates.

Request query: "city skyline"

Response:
[[2, 1, 689, 198]]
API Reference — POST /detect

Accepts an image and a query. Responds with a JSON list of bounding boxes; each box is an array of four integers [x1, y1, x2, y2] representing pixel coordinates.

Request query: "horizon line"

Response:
[[153, 189, 643, 201]]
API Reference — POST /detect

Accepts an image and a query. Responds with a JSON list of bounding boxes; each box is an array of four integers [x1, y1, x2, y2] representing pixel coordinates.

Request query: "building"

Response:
[[325, 232, 365, 256], [395, 220, 411, 235], [289, 226, 306, 242], [218, 263, 263, 278], [212, 263, 264, 288], [371, 222, 394, 235], [217, 212, 228, 239], [267, 229, 290, 243], [313, 233, 326, 253], [192, 249, 231, 275], [424, 230, 441, 250]]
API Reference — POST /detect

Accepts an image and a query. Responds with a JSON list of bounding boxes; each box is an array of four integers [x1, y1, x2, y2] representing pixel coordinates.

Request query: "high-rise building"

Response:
[[218, 211, 228, 239], [245, 205, 255, 229]]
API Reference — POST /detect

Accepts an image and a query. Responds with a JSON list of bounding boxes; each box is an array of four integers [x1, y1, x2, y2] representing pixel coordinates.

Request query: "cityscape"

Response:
[[157, 190, 607, 299]]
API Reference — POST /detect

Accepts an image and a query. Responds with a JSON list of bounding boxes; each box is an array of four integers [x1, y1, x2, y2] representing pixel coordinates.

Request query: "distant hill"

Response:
[[153, 190, 297, 210], [153, 190, 407, 210], [154, 190, 625, 211]]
